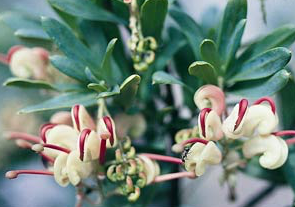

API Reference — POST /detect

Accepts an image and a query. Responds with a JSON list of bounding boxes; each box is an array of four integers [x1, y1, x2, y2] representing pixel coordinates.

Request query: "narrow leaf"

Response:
[[217, 0, 247, 58], [152, 71, 185, 86], [3, 77, 57, 90], [140, 0, 168, 40], [169, 8, 203, 59], [50, 55, 89, 83], [19, 91, 97, 113], [97, 85, 120, 99], [229, 70, 290, 98], [239, 24, 295, 62], [228, 47, 291, 83], [48, 0, 125, 24], [87, 83, 108, 93]]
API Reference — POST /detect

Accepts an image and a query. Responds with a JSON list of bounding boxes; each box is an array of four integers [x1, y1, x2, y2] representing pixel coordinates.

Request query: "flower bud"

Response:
[[107, 165, 117, 182], [127, 147, 136, 159], [127, 159, 137, 175], [136, 172, 147, 188], [174, 127, 198, 144], [128, 187, 141, 202], [116, 165, 125, 181], [9, 46, 49, 80], [115, 149, 123, 163], [194, 85, 225, 116], [134, 62, 148, 71], [50, 111, 72, 126]]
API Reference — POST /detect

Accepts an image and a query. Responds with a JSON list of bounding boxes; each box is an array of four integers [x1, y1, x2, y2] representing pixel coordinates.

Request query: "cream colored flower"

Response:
[[71, 105, 96, 132], [53, 150, 93, 186], [222, 103, 248, 139], [184, 141, 222, 176], [9, 46, 49, 80], [242, 135, 288, 169], [137, 155, 160, 184], [198, 109, 223, 141]]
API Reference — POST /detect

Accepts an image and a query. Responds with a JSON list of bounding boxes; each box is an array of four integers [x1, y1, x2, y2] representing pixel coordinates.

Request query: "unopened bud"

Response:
[[126, 176, 134, 193], [127, 159, 137, 175], [144, 51, 155, 64], [136, 172, 147, 188], [116, 165, 125, 181], [134, 62, 148, 72], [127, 147, 136, 159], [107, 165, 117, 182], [128, 187, 140, 202], [115, 149, 123, 163]]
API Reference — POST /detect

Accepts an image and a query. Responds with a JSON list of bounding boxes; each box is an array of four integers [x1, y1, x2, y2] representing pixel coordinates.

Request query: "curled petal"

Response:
[[243, 105, 278, 137], [53, 153, 69, 187], [43, 125, 78, 158], [242, 135, 288, 169], [71, 105, 96, 132], [194, 85, 225, 116], [66, 150, 93, 186], [185, 141, 222, 176], [198, 110, 223, 141], [137, 155, 160, 185]]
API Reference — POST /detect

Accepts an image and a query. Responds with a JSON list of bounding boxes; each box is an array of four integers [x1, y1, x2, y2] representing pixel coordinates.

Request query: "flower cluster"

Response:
[[173, 84, 290, 177]]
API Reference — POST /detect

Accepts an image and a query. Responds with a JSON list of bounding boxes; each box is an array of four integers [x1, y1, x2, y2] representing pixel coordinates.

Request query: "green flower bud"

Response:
[[137, 40, 145, 52], [135, 158, 144, 172], [136, 172, 147, 188], [115, 149, 123, 163], [127, 159, 137, 175], [126, 146, 136, 159], [126, 176, 134, 193], [128, 187, 141, 202], [106, 165, 117, 182], [134, 62, 148, 72], [123, 137, 132, 151], [116, 165, 125, 181], [144, 51, 155, 64], [145, 37, 157, 50]]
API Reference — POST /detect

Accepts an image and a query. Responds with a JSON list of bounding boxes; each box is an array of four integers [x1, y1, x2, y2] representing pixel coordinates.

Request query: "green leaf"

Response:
[[152, 71, 185, 86], [200, 39, 221, 73], [0, 12, 49, 40], [19, 91, 97, 113], [48, 0, 125, 24], [87, 82, 108, 93], [41, 17, 99, 75], [97, 85, 120, 99], [3, 77, 57, 90], [50, 55, 89, 83], [169, 7, 203, 59], [229, 70, 290, 98], [100, 38, 119, 84], [154, 28, 186, 71], [239, 24, 295, 62], [188, 61, 218, 84], [140, 0, 168, 40], [115, 75, 141, 109], [222, 19, 246, 69], [228, 47, 291, 83], [217, 0, 247, 59]]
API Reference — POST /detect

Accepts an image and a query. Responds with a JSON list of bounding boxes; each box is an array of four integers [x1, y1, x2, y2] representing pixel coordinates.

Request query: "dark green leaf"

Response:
[[87, 82, 108, 93], [50, 55, 89, 83], [200, 39, 221, 73], [222, 19, 246, 70], [3, 77, 57, 90], [115, 75, 141, 109], [228, 47, 291, 83], [188, 61, 218, 84], [0, 12, 49, 40], [48, 0, 125, 24], [152, 71, 185, 86], [217, 0, 247, 59], [140, 0, 168, 40], [100, 38, 119, 84], [229, 69, 290, 98], [97, 85, 120, 99], [169, 7, 203, 59], [19, 91, 97, 113], [42, 17, 99, 77], [239, 24, 295, 62]]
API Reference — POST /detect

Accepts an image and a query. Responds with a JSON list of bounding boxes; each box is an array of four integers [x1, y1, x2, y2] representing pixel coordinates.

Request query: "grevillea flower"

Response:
[[184, 141, 222, 176], [5, 104, 117, 187], [137, 155, 160, 184], [242, 135, 288, 169], [198, 108, 223, 141], [194, 85, 225, 116], [5, 46, 49, 80]]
